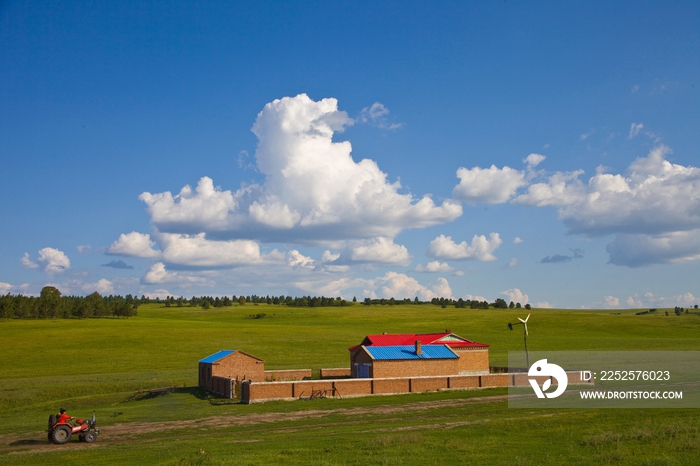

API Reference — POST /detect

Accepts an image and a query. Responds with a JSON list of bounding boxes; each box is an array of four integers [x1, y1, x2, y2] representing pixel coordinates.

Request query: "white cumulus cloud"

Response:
[[463, 293, 488, 302], [293, 276, 361, 297], [141, 263, 209, 285], [139, 177, 237, 234], [626, 292, 698, 308], [523, 153, 546, 167], [138, 94, 461, 244], [501, 288, 529, 305], [517, 146, 700, 236], [22, 248, 71, 274], [287, 250, 315, 268], [513, 170, 586, 207], [159, 233, 264, 267], [320, 250, 340, 263], [0, 282, 13, 294], [81, 279, 115, 295], [21, 253, 39, 269], [414, 261, 453, 273], [626, 295, 643, 308], [606, 230, 700, 267], [362, 272, 453, 300], [511, 145, 700, 267], [340, 237, 412, 266], [427, 233, 502, 261], [107, 232, 161, 258], [453, 165, 527, 204], [452, 155, 546, 205], [603, 296, 621, 308], [453, 145, 698, 247]]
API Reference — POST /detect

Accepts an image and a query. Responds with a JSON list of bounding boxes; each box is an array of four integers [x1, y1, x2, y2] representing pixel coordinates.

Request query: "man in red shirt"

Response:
[[57, 408, 73, 425]]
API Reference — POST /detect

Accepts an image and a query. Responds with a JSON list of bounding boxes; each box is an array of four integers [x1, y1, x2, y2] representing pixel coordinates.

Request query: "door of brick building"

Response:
[[358, 363, 371, 378]]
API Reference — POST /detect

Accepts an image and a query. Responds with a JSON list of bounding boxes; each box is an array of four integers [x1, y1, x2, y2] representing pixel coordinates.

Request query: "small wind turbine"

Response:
[[508, 313, 531, 368]]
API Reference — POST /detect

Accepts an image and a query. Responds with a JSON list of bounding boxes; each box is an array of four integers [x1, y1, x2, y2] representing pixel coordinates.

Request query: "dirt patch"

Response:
[[101, 394, 512, 438]]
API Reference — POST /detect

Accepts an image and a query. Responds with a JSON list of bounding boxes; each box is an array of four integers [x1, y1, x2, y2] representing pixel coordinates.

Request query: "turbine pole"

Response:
[[509, 314, 531, 369], [523, 326, 529, 368]]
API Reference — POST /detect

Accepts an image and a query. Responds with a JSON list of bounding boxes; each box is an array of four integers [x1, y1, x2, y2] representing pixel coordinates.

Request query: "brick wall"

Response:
[[369, 377, 411, 395], [211, 351, 265, 382], [410, 376, 448, 392], [264, 369, 312, 381], [479, 374, 510, 387], [293, 381, 335, 398], [247, 380, 294, 400], [448, 375, 480, 389], [210, 376, 233, 398], [199, 363, 209, 389], [513, 373, 551, 387], [320, 368, 351, 378], [239, 371, 592, 403], [332, 378, 373, 397], [452, 348, 490, 373]]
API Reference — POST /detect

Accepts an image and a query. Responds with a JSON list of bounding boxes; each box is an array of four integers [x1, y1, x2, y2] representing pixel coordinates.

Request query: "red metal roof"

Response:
[[349, 332, 489, 351]]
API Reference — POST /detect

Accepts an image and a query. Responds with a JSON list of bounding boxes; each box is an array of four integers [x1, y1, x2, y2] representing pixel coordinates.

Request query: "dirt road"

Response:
[[2, 394, 525, 455]]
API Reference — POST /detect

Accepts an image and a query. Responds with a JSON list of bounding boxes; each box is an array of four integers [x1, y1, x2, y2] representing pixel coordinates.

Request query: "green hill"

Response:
[[1, 303, 698, 465]]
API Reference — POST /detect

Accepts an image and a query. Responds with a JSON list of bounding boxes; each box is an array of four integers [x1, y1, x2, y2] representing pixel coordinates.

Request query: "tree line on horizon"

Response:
[[164, 294, 352, 308], [159, 294, 531, 309], [364, 296, 530, 309], [0, 286, 138, 320], [0, 288, 536, 320]]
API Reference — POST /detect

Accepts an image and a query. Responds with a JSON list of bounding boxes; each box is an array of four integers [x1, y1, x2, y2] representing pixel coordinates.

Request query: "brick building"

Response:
[[198, 350, 265, 390], [349, 331, 490, 377], [351, 342, 460, 378]]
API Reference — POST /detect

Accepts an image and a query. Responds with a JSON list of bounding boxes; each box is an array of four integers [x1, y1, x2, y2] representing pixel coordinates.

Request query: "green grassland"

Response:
[[1, 304, 699, 465]]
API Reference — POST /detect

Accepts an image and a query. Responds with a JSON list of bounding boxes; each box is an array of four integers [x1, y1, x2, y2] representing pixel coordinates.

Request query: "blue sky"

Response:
[[1, 1, 699, 308]]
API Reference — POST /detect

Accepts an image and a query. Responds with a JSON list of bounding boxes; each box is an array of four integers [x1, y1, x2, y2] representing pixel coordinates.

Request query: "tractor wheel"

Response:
[[83, 431, 97, 443], [51, 425, 72, 444], [48, 415, 57, 443]]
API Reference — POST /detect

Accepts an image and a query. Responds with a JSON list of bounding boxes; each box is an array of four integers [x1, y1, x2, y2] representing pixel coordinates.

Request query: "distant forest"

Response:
[[0, 286, 139, 319], [0, 287, 530, 320]]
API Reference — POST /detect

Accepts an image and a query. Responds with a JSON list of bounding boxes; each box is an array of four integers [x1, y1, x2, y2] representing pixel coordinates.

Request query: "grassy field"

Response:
[[1, 303, 699, 465]]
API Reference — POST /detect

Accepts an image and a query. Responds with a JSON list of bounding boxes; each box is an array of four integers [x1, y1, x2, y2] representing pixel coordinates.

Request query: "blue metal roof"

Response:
[[365, 345, 457, 360], [199, 350, 235, 364]]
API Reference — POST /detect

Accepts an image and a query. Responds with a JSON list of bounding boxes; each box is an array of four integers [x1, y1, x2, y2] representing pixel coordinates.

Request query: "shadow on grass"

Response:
[[9, 439, 46, 446], [180, 386, 242, 405], [118, 386, 243, 406], [175, 386, 210, 401], [171, 386, 243, 405]]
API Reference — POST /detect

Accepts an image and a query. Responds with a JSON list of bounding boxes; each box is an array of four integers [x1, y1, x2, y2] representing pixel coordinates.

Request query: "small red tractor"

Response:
[[47, 411, 100, 444]]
